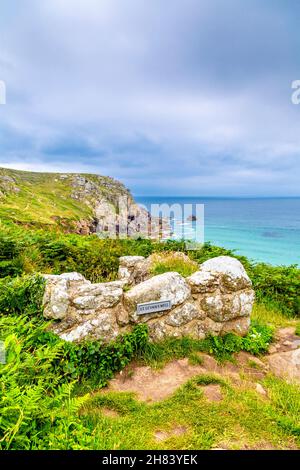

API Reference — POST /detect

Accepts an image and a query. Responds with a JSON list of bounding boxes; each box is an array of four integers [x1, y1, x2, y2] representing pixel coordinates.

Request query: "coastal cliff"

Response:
[[0, 168, 167, 238]]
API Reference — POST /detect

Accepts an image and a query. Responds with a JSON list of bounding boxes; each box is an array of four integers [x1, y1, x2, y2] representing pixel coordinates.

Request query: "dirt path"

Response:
[[106, 327, 300, 402], [266, 327, 300, 384]]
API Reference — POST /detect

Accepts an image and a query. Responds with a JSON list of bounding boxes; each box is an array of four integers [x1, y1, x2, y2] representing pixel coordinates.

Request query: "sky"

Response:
[[0, 0, 300, 196]]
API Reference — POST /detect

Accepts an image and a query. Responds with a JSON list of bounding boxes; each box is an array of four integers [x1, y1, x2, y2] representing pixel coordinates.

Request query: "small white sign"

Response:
[[137, 300, 172, 315]]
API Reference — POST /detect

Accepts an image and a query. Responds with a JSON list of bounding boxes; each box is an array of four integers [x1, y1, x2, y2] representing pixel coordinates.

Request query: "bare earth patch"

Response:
[[200, 384, 223, 402], [269, 327, 300, 354], [267, 349, 300, 384], [104, 326, 300, 401], [266, 327, 300, 384], [233, 351, 268, 380], [108, 358, 211, 402], [154, 426, 187, 442], [108, 355, 241, 402]]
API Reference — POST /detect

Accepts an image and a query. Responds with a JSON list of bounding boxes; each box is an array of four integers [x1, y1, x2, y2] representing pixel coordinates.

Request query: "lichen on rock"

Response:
[[124, 272, 191, 323], [42, 255, 255, 344]]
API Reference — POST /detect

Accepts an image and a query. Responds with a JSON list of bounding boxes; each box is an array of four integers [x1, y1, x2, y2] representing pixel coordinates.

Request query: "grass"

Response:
[[252, 302, 300, 330], [0, 303, 298, 450], [0, 177, 299, 450], [188, 352, 205, 366], [0, 172, 92, 227], [251, 301, 300, 349], [247, 359, 262, 369], [136, 321, 273, 370], [193, 373, 226, 386], [1, 211, 300, 317], [0, 167, 128, 229], [0, 309, 281, 450], [76, 374, 300, 450], [138, 336, 205, 369], [150, 252, 199, 278]]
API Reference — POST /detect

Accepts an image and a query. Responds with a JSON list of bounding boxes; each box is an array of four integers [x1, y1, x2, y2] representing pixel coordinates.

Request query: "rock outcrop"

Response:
[[267, 349, 300, 384], [43, 255, 255, 343], [0, 168, 170, 238], [118, 251, 197, 287], [0, 174, 20, 197], [265, 327, 300, 384], [70, 174, 167, 238]]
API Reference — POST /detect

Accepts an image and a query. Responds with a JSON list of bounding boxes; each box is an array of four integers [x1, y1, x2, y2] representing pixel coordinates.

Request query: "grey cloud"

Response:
[[0, 0, 300, 196]]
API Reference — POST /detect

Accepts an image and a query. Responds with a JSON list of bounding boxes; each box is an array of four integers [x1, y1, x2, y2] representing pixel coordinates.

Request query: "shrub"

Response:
[[49, 323, 149, 385], [0, 274, 45, 316], [0, 315, 149, 449], [0, 233, 24, 277], [197, 322, 273, 360], [241, 321, 274, 355], [140, 321, 274, 367], [0, 224, 186, 282], [0, 337, 91, 449], [0, 314, 149, 386], [150, 251, 198, 277], [249, 262, 300, 317], [1, 223, 300, 316]]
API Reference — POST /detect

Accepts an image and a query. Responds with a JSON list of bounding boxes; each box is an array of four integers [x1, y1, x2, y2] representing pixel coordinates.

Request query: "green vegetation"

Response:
[[0, 315, 148, 387], [249, 263, 300, 317], [194, 373, 226, 386], [188, 352, 205, 366], [78, 377, 299, 450], [0, 167, 135, 231], [0, 314, 148, 449], [0, 221, 180, 281], [252, 303, 299, 329], [1, 220, 300, 316], [0, 268, 278, 451], [138, 321, 273, 368], [0, 311, 295, 450], [0, 177, 300, 450], [264, 376, 300, 439], [189, 245, 300, 318], [0, 168, 93, 228], [1, 167, 300, 316], [2, 313, 298, 450], [150, 252, 199, 277], [0, 274, 45, 316]]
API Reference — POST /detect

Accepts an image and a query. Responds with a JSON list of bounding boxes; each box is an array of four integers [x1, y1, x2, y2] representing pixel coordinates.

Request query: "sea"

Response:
[[135, 197, 300, 266]]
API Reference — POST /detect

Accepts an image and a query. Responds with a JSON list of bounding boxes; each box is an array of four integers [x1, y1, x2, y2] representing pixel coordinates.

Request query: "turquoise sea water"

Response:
[[135, 197, 300, 266]]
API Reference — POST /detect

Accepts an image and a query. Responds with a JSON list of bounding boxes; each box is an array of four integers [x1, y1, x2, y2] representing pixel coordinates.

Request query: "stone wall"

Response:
[[43, 256, 255, 343]]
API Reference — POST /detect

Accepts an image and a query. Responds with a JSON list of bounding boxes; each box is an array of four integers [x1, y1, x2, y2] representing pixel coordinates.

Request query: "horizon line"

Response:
[[134, 195, 300, 199]]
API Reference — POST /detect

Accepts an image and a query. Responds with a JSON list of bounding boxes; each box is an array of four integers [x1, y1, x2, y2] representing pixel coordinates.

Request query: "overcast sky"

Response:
[[0, 0, 300, 196]]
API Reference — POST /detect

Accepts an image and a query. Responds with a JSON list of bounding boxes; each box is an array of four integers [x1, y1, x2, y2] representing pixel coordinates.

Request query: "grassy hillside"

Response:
[[0, 168, 132, 231]]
